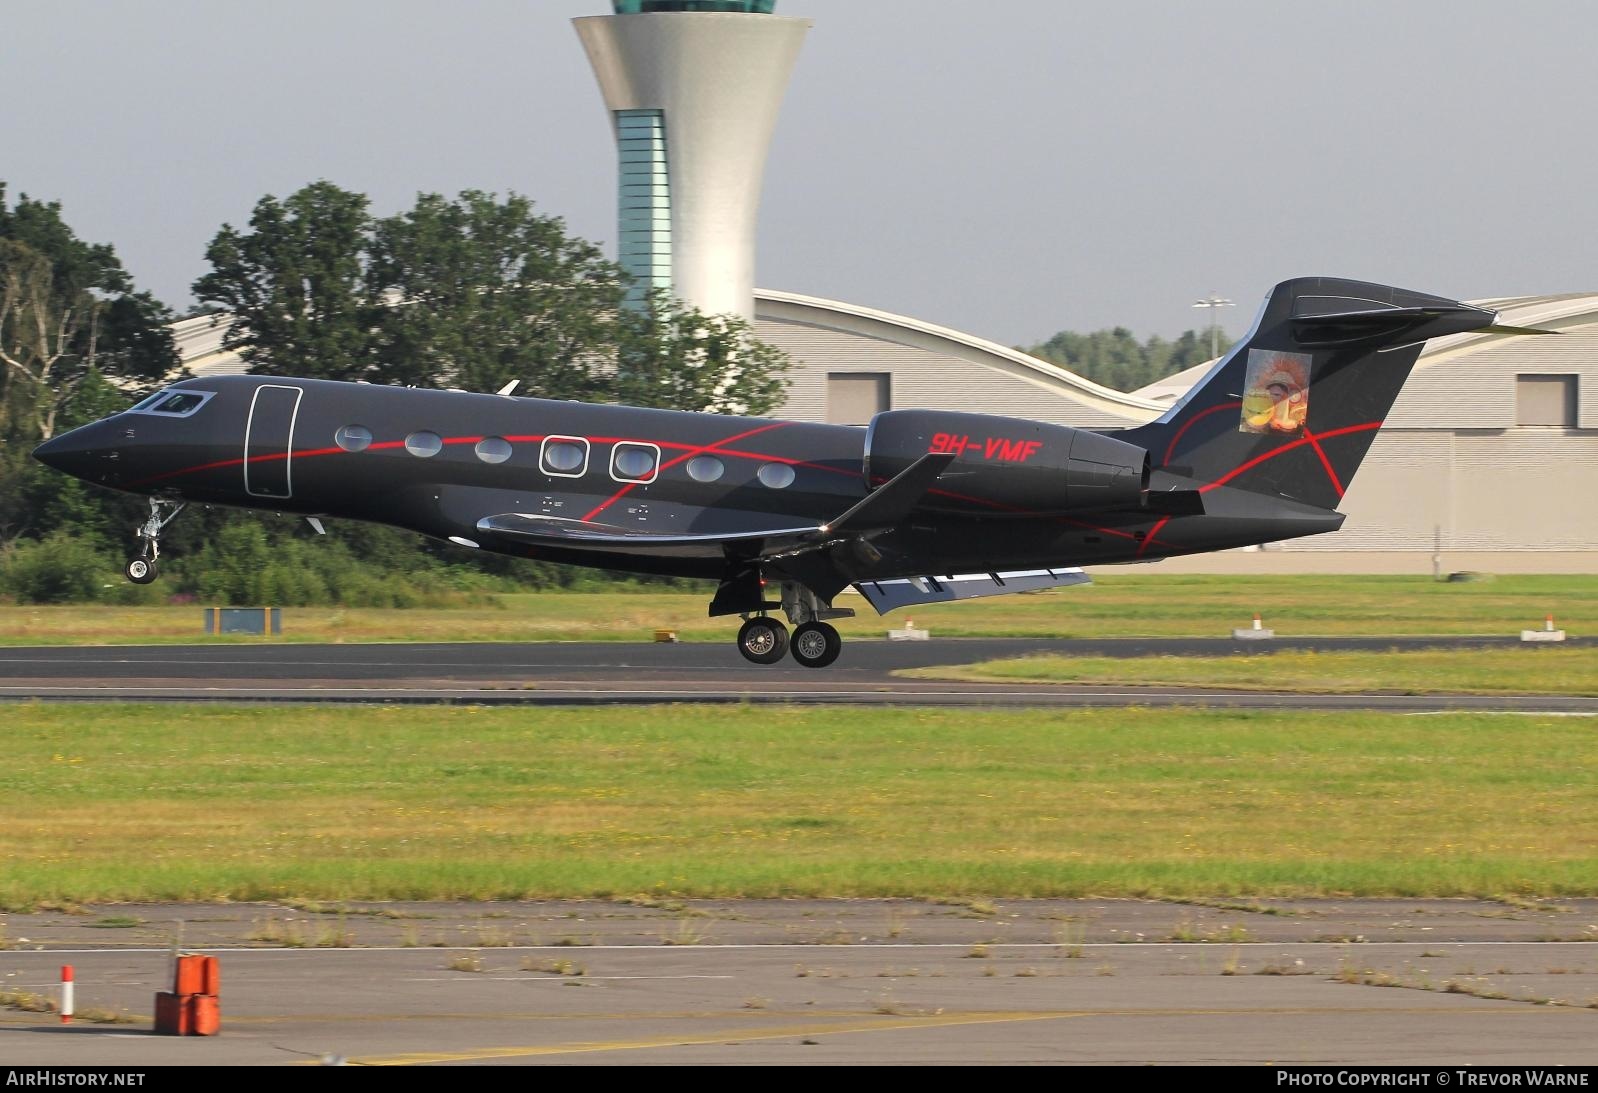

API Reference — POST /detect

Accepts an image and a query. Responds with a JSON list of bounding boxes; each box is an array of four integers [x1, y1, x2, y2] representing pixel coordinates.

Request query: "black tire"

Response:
[[125, 557, 158, 585], [736, 617, 789, 665], [790, 621, 841, 669]]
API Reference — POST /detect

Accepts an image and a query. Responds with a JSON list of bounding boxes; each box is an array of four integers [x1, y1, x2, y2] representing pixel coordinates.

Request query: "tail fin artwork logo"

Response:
[[1239, 350, 1311, 435]]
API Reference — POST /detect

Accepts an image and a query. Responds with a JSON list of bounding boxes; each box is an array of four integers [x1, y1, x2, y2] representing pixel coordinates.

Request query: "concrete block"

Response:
[[1233, 616, 1274, 640], [1521, 629, 1567, 642]]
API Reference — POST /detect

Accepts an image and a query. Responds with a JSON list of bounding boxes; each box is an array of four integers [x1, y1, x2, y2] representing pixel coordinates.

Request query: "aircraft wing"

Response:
[[476, 513, 824, 558], [477, 452, 959, 561], [853, 568, 1091, 614]]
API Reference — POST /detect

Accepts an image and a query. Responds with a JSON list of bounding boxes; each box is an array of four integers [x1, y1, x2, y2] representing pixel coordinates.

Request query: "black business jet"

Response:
[[33, 277, 1510, 668]]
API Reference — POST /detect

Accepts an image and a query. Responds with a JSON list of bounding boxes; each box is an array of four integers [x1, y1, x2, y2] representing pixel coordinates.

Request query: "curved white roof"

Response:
[[755, 288, 1167, 421]]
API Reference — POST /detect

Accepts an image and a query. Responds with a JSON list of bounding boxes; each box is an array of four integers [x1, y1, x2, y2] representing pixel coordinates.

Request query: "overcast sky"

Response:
[[5, 0, 1595, 344]]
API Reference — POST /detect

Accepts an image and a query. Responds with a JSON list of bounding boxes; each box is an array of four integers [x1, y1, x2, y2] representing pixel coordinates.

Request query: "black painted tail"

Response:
[[1120, 277, 1496, 510]]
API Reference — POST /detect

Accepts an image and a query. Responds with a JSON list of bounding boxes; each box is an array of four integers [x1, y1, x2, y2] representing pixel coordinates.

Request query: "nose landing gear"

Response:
[[125, 556, 158, 584], [126, 497, 185, 585]]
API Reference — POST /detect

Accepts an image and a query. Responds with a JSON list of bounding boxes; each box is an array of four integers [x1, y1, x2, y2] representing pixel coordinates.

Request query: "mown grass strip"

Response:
[[1, 573, 1592, 644], [902, 647, 1598, 696], [3, 703, 1595, 904]]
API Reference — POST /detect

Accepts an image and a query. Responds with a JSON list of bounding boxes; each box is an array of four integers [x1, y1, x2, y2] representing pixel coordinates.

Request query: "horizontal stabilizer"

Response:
[[853, 568, 1091, 615], [1289, 303, 1495, 347], [1483, 323, 1560, 336]]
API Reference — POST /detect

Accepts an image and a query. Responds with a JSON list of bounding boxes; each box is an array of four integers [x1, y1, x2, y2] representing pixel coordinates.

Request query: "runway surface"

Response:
[[3, 898, 1595, 1066], [0, 636, 1592, 711]]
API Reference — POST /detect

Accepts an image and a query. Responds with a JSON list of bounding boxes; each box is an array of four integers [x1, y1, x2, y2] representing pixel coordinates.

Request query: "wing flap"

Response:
[[477, 513, 822, 557], [853, 568, 1091, 615]]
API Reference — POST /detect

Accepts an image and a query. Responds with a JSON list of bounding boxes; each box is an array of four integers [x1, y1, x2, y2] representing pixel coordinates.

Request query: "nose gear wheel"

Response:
[[125, 557, 158, 584]]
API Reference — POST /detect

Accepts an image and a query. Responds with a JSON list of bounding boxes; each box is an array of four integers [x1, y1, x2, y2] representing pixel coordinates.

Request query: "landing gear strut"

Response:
[[126, 497, 185, 585]]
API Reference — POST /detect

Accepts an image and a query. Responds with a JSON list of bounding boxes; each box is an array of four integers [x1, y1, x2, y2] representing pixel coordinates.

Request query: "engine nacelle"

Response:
[[864, 410, 1149, 514]]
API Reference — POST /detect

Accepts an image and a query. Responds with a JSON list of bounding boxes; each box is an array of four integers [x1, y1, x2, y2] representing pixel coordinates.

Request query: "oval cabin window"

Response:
[[405, 431, 443, 458], [686, 455, 725, 483], [757, 463, 796, 489], [335, 425, 372, 452], [475, 437, 512, 464]]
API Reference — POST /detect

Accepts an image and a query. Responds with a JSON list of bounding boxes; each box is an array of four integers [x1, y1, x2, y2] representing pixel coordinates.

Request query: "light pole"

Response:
[[1192, 294, 1234, 360]]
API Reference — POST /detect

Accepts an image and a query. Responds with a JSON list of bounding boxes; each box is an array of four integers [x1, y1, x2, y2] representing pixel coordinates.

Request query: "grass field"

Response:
[[0, 573, 1591, 645], [905, 646, 1598, 696], [4, 703, 1595, 906]]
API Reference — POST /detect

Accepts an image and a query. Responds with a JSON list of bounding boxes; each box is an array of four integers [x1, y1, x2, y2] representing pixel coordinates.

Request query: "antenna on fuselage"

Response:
[[497, 380, 520, 397]]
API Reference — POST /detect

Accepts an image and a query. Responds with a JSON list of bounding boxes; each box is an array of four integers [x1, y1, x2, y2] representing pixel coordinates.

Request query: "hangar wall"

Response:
[[754, 319, 1139, 430], [753, 289, 1598, 572]]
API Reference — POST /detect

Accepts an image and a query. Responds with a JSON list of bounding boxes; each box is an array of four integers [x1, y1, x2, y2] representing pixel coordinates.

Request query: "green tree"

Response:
[[614, 291, 791, 415], [0, 237, 95, 440], [0, 183, 127, 300], [0, 185, 178, 437], [193, 182, 793, 413], [192, 181, 376, 380], [0, 187, 178, 556], [366, 190, 627, 396], [1023, 326, 1225, 393]]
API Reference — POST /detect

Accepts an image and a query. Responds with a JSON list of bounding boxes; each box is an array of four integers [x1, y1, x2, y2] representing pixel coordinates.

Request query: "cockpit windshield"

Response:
[[127, 389, 215, 418]]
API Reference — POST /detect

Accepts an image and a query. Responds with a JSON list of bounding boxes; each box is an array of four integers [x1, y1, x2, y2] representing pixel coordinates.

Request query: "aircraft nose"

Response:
[[32, 424, 113, 482], [32, 432, 77, 471]]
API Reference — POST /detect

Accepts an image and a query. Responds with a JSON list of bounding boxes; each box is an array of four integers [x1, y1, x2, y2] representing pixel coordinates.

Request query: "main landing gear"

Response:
[[736, 617, 789, 665], [125, 497, 185, 585], [733, 582, 851, 669], [790, 620, 842, 669]]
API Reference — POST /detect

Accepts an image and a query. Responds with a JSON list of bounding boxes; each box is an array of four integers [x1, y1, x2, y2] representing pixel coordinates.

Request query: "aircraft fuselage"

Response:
[[39, 374, 1297, 582]]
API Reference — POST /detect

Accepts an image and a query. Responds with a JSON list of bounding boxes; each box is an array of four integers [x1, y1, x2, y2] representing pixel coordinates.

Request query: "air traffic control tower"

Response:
[[574, 1, 810, 319]]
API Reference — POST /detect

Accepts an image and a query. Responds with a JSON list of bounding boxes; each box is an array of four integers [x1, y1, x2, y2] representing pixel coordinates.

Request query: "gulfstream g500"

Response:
[[34, 277, 1503, 668]]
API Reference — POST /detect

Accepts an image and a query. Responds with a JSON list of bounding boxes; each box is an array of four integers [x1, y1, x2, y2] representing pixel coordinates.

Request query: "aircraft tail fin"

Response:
[[1120, 278, 1498, 510]]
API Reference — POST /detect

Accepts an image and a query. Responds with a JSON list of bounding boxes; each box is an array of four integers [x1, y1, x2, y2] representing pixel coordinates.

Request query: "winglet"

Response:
[[823, 452, 955, 535]]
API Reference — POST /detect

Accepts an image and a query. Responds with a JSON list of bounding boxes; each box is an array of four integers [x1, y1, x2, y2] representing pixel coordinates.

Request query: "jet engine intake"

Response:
[[863, 410, 1149, 514]]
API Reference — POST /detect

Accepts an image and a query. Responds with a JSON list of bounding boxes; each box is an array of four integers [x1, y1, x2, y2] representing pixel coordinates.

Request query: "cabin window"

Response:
[[757, 462, 796, 489], [475, 436, 513, 464], [686, 455, 725, 483], [129, 389, 215, 418], [540, 436, 590, 477], [610, 442, 660, 484], [405, 431, 443, 458], [335, 425, 373, 452]]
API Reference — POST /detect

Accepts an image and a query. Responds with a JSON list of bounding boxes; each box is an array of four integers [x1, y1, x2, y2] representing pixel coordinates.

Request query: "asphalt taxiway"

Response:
[[0, 636, 1591, 711], [2, 898, 1595, 1066]]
